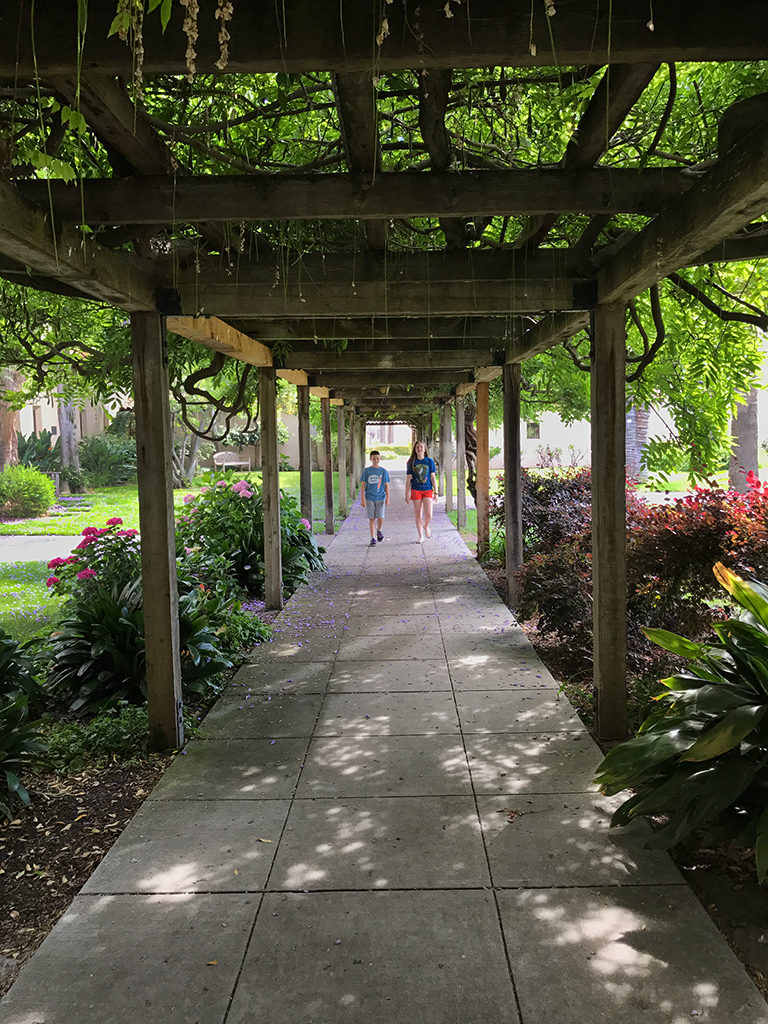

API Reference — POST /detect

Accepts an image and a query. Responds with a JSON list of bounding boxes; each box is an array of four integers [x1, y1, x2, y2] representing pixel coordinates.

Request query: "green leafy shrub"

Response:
[[596, 563, 768, 883], [0, 627, 45, 714], [79, 433, 137, 487], [490, 467, 592, 559], [17, 429, 60, 472], [177, 475, 325, 598], [46, 518, 141, 601], [0, 697, 45, 819], [38, 703, 154, 771], [47, 579, 232, 714], [0, 464, 56, 518]]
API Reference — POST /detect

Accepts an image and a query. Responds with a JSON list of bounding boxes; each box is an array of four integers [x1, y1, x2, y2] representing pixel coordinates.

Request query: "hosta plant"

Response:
[[595, 562, 768, 882]]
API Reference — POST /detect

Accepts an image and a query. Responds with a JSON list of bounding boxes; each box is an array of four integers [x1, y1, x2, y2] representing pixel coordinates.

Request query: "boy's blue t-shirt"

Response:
[[408, 457, 436, 490], [361, 465, 390, 500]]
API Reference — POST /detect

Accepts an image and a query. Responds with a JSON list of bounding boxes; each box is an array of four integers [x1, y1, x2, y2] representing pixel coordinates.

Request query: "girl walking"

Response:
[[405, 440, 437, 543]]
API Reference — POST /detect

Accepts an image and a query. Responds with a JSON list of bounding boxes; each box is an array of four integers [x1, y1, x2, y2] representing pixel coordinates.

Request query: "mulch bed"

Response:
[[0, 762, 169, 996]]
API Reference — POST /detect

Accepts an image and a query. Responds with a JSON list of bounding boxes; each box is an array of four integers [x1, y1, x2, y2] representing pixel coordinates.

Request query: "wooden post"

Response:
[[321, 396, 334, 535], [437, 405, 447, 498], [131, 313, 183, 751], [297, 383, 312, 525], [504, 363, 524, 608], [456, 395, 467, 529], [476, 381, 490, 559], [445, 405, 454, 512], [337, 406, 348, 516], [592, 303, 627, 740], [348, 410, 358, 501], [260, 366, 283, 610]]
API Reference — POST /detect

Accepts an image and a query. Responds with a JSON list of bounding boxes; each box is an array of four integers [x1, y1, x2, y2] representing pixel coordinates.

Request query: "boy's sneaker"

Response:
[[369, 538, 377, 546], [376, 530, 384, 542]]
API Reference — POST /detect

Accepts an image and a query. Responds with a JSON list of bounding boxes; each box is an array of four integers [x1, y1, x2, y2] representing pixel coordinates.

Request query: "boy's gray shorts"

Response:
[[365, 499, 385, 519]]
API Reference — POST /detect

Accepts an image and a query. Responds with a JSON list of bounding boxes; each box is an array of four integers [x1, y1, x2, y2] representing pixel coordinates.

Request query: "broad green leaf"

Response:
[[682, 704, 768, 762], [642, 627, 706, 660], [755, 806, 768, 884], [713, 563, 768, 630]]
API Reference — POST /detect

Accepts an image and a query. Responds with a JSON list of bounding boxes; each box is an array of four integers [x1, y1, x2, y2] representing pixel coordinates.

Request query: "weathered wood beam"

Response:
[[503, 363, 523, 608], [297, 384, 312, 525], [419, 68, 467, 249], [260, 366, 283, 610], [0, 178, 158, 309], [321, 397, 334, 535], [336, 406, 348, 516], [6, 2, 762, 78], [276, 369, 309, 385], [506, 313, 590, 362], [520, 62, 660, 248], [476, 381, 490, 560], [333, 72, 386, 250], [166, 316, 272, 366], [598, 121, 768, 304], [456, 395, 467, 529], [131, 312, 183, 751], [591, 304, 628, 740], [225, 316, 517, 343], [284, 337, 507, 356], [284, 348, 502, 371], [317, 370, 474, 388], [179, 278, 589, 318], [23, 169, 688, 225]]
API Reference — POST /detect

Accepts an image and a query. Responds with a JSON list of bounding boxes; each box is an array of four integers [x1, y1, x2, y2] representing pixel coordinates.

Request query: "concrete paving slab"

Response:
[[82, 798, 290, 893], [268, 796, 490, 890], [0, 894, 257, 1024], [465, 732, 603, 794], [296, 735, 472, 797], [198, 694, 324, 738], [148, 737, 308, 801], [449, 657, 560, 689], [498, 886, 768, 1024], [315, 691, 460, 735], [442, 630, 534, 659], [231, 659, 333, 693], [227, 891, 520, 1024], [256, 634, 341, 660], [337, 632, 446, 661], [343, 612, 441, 635], [349, 594, 438, 615], [456, 688, 584, 733], [478, 793, 682, 887], [327, 659, 452, 692]]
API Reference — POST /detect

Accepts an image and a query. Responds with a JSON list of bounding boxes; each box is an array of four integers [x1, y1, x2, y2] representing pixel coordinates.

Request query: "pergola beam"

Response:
[[4, 1, 765, 77], [598, 120, 768, 304], [284, 349, 502, 371], [166, 316, 272, 366], [21, 169, 688, 225], [0, 178, 158, 310]]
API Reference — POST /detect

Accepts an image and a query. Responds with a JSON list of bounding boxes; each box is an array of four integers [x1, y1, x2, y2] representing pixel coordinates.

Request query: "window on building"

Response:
[[526, 421, 541, 439]]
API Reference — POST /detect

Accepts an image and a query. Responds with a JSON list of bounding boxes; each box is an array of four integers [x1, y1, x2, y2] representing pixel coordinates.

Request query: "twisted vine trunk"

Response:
[[464, 397, 477, 504], [0, 369, 22, 469]]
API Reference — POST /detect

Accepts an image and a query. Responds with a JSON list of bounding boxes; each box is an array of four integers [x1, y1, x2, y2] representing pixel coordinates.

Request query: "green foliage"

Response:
[[0, 626, 44, 713], [79, 433, 137, 487], [17, 430, 61, 472], [38, 703, 156, 771], [0, 464, 56, 518], [45, 519, 141, 601], [595, 564, 768, 882], [47, 579, 233, 715], [0, 697, 45, 820], [177, 474, 325, 598]]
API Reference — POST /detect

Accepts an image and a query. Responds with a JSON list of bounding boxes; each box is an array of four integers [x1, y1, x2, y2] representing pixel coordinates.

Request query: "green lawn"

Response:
[[0, 471, 351, 539], [0, 561, 63, 642]]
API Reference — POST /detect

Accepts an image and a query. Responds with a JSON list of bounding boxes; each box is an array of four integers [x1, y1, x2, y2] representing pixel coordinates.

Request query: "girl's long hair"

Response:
[[407, 440, 429, 474]]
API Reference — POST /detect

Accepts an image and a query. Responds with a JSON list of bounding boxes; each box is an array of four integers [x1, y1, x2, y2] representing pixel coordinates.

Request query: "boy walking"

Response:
[[359, 450, 390, 546]]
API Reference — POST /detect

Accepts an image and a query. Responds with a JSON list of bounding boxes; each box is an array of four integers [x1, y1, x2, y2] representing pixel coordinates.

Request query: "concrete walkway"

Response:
[[2, 478, 766, 1023]]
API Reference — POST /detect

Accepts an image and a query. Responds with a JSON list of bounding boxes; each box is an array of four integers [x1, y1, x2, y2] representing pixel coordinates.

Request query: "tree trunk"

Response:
[[729, 388, 759, 492], [57, 388, 80, 471], [0, 369, 22, 469], [464, 397, 478, 504]]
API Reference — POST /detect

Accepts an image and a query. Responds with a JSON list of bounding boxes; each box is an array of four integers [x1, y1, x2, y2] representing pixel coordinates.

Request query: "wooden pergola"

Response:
[[2, 1, 768, 747]]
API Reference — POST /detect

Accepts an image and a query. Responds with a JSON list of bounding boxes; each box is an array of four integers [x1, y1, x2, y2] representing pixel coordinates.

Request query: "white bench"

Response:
[[213, 450, 251, 472]]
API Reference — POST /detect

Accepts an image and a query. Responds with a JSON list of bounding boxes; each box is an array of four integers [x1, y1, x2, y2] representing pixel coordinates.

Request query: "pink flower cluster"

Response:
[[45, 518, 138, 589], [231, 479, 254, 499], [300, 518, 312, 531]]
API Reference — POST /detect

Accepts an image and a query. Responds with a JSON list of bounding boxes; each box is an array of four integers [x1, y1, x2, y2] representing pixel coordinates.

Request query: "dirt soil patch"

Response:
[[0, 762, 169, 996]]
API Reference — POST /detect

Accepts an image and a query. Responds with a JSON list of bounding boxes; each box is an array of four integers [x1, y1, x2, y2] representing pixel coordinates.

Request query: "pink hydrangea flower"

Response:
[[65, 556, 79, 564], [216, 480, 228, 487], [116, 529, 139, 538], [47, 556, 66, 569], [76, 568, 97, 580], [300, 518, 312, 530], [183, 493, 195, 504], [81, 526, 100, 536], [106, 517, 123, 527], [76, 537, 96, 549], [46, 576, 60, 587]]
